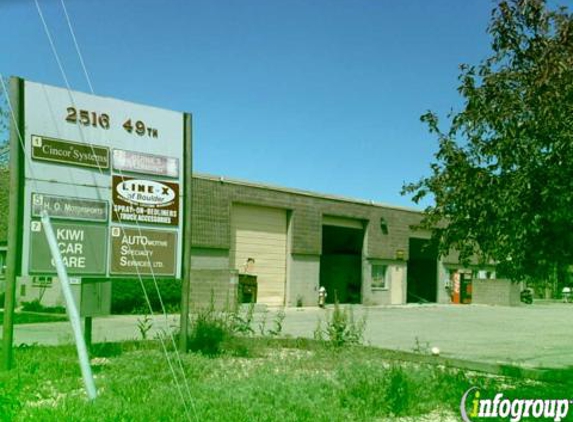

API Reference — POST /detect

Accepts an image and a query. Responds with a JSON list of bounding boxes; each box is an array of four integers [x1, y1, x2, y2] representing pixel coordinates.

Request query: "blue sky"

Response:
[[2, 0, 570, 208]]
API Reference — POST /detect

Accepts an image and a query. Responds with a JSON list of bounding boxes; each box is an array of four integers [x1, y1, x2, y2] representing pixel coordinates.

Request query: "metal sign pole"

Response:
[[2, 77, 23, 371], [40, 211, 97, 401], [179, 113, 192, 353]]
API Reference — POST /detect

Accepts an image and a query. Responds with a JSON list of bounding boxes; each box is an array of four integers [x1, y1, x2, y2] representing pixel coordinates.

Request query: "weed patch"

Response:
[[314, 301, 366, 347], [0, 341, 569, 421]]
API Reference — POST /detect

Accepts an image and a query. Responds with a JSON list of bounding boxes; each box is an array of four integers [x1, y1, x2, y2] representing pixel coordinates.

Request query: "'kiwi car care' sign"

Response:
[[29, 220, 107, 275], [112, 176, 179, 226], [20, 79, 186, 278], [109, 227, 177, 276]]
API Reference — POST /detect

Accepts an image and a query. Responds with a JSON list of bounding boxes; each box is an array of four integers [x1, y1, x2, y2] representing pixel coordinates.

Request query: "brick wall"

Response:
[[189, 269, 238, 309], [472, 279, 521, 307], [192, 175, 424, 260]]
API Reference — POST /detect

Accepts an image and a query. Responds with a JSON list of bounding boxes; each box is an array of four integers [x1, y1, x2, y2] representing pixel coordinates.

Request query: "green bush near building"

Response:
[[111, 278, 181, 314]]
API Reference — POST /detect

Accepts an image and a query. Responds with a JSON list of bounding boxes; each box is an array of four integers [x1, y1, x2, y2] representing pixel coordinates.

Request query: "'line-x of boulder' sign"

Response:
[[112, 175, 180, 226]]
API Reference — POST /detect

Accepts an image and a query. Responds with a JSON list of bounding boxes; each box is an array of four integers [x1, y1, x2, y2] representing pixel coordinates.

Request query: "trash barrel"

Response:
[[238, 274, 258, 304]]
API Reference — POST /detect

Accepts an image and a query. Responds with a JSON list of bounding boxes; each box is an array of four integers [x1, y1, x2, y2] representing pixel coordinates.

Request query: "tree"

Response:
[[402, 0, 573, 284]]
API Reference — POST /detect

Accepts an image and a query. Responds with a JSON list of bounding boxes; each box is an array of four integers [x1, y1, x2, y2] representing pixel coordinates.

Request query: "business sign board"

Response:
[[112, 149, 179, 178], [29, 220, 107, 275], [19, 79, 187, 278], [109, 227, 177, 276], [31, 193, 108, 222], [31, 135, 110, 170], [112, 175, 179, 226]]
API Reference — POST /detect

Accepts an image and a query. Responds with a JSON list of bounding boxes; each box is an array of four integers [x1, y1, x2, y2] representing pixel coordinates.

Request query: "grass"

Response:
[[0, 339, 570, 422], [0, 311, 67, 325]]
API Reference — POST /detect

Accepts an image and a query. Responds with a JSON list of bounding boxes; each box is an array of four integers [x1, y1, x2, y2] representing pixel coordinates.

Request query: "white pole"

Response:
[[40, 211, 97, 401]]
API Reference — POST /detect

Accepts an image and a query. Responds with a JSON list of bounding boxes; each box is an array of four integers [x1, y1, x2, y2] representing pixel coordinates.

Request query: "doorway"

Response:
[[407, 238, 438, 303], [320, 225, 363, 304]]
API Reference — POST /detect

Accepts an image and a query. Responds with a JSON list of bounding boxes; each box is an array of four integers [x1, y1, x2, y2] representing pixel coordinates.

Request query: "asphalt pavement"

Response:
[[3, 302, 572, 369]]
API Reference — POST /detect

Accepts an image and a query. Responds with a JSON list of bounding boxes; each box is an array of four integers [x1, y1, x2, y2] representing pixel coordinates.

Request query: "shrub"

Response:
[[20, 299, 65, 314], [186, 297, 259, 357], [188, 306, 228, 356], [111, 278, 181, 314]]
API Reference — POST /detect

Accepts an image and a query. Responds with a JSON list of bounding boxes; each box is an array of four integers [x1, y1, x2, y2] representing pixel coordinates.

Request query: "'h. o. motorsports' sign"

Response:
[[20, 79, 189, 278]]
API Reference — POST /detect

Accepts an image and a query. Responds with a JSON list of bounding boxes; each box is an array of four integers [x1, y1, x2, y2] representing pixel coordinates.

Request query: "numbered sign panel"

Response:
[[29, 220, 107, 275], [21, 79, 185, 278], [109, 227, 177, 276]]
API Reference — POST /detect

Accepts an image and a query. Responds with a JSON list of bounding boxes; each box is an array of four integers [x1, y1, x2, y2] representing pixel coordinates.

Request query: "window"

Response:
[[371, 264, 388, 289]]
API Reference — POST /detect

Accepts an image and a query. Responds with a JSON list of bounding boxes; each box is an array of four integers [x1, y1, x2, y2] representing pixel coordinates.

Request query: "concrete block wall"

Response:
[[189, 269, 238, 310], [362, 260, 407, 305], [472, 279, 521, 307], [17, 276, 63, 307], [189, 175, 446, 307], [192, 175, 424, 261], [287, 254, 320, 307]]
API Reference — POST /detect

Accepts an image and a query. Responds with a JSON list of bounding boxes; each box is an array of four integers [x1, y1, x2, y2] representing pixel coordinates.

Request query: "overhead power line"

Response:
[[32, 0, 197, 419]]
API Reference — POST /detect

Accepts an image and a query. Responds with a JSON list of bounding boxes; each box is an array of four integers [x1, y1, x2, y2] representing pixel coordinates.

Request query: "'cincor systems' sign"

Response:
[[31, 135, 110, 169]]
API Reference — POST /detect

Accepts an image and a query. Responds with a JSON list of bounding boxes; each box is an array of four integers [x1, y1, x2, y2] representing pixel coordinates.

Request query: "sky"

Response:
[[1, 0, 571, 209]]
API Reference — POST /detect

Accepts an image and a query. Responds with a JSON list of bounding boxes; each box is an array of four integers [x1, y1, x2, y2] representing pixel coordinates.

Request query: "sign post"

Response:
[[180, 113, 192, 353], [2, 76, 191, 371], [2, 77, 23, 371], [41, 212, 97, 401]]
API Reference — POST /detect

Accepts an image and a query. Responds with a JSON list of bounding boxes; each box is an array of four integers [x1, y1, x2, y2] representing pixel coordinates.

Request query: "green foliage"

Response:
[[111, 278, 181, 314], [136, 315, 153, 340], [230, 302, 255, 336], [258, 307, 286, 337], [0, 379, 20, 422], [0, 340, 570, 421], [188, 307, 229, 356], [402, 0, 573, 282], [20, 299, 65, 314], [0, 311, 66, 325], [187, 299, 258, 357], [385, 366, 413, 415], [267, 308, 286, 336], [314, 301, 366, 347]]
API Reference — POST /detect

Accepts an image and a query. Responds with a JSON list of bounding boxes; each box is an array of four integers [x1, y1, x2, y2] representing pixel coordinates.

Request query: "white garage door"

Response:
[[231, 204, 287, 306]]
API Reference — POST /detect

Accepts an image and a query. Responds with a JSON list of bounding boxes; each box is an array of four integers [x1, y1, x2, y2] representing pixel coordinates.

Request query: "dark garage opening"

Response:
[[407, 238, 438, 303], [320, 225, 363, 304]]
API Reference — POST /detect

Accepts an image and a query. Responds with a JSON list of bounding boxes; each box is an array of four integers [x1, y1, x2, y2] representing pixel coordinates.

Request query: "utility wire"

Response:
[[59, 0, 94, 94], [33, 1, 196, 419], [32, 1, 192, 416], [33, 2, 194, 417], [55, 0, 197, 414]]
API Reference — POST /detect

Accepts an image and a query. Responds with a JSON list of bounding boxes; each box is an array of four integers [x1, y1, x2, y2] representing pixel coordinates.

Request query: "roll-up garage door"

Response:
[[231, 204, 287, 306]]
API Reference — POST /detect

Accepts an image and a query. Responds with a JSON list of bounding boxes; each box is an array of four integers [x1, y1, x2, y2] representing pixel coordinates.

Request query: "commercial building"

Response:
[[14, 173, 497, 309], [189, 174, 470, 308]]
